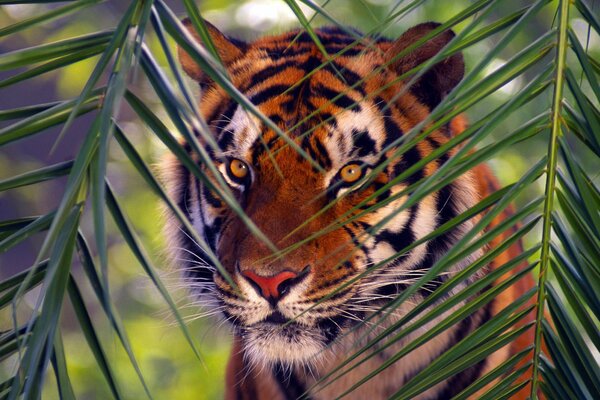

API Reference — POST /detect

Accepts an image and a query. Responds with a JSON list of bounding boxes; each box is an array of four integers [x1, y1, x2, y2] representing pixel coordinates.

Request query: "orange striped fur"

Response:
[[162, 19, 539, 399]]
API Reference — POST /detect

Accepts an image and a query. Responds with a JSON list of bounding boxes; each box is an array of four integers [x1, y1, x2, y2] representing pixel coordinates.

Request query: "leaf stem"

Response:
[[530, 0, 570, 396]]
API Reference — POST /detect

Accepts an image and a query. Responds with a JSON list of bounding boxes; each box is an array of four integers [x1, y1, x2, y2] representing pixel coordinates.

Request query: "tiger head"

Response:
[[165, 20, 479, 367]]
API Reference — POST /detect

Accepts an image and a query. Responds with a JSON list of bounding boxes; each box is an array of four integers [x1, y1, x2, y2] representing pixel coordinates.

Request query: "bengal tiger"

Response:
[[162, 17, 538, 400]]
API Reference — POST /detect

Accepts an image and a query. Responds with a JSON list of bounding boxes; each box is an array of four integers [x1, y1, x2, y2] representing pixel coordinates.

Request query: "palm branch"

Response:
[[0, 0, 598, 398]]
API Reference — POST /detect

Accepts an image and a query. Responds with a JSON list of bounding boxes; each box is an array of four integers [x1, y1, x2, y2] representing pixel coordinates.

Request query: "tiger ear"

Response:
[[178, 18, 245, 81], [386, 22, 464, 109]]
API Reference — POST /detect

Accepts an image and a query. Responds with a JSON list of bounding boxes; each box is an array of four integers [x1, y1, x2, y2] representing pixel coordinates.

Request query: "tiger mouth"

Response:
[[242, 322, 337, 365], [255, 311, 345, 339], [230, 310, 347, 365], [263, 310, 293, 324], [218, 282, 360, 364]]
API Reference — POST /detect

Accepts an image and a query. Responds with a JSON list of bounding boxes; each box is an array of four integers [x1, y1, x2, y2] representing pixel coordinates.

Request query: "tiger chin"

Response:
[[162, 16, 537, 400]]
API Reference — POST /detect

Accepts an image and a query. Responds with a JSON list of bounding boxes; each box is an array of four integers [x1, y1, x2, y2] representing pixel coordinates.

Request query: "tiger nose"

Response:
[[241, 268, 307, 304]]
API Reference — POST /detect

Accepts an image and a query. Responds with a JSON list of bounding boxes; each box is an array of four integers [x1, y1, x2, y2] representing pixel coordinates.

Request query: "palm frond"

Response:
[[0, 0, 599, 398]]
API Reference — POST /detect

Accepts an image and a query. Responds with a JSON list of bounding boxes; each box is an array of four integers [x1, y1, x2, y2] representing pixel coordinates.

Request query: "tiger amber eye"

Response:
[[340, 164, 362, 183], [229, 159, 249, 179]]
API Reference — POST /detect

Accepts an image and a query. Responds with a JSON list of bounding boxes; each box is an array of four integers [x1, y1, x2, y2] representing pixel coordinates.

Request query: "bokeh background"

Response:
[[1, 0, 598, 398]]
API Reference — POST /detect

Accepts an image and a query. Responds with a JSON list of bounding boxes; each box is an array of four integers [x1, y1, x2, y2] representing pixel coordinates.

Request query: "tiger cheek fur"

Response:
[[162, 18, 537, 400]]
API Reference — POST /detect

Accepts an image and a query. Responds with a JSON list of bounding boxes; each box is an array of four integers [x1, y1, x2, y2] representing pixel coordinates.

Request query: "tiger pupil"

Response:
[[230, 159, 248, 179], [341, 164, 362, 183]]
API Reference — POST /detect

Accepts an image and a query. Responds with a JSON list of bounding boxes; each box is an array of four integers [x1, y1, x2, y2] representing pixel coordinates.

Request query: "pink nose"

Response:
[[241, 270, 299, 302]]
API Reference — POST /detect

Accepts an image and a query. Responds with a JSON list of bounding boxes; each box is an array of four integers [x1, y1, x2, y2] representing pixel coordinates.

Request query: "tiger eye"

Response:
[[229, 159, 249, 179], [340, 163, 363, 183]]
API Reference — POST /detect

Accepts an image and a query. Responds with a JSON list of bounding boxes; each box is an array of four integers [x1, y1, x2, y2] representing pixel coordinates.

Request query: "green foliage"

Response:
[[0, 0, 599, 399]]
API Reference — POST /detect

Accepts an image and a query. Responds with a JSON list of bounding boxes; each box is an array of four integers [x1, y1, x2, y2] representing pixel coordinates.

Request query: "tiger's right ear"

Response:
[[178, 18, 245, 82], [385, 22, 464, 110]]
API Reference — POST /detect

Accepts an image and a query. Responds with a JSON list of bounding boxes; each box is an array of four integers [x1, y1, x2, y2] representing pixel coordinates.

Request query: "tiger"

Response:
[[162, 17, 538, 400]]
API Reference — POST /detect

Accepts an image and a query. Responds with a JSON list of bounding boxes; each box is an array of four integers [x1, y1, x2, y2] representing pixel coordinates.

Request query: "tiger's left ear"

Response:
[[178, 18, 245, 82], [386, 22, 464, 109]]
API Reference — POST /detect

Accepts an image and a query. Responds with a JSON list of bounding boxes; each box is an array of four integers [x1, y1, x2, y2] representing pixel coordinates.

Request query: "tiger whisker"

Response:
[[173, 246, 209, 263], [176, 228, 212, 262]]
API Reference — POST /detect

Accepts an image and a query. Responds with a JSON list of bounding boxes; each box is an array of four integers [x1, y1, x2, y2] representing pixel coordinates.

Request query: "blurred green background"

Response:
[[0, 0, 598, 398]]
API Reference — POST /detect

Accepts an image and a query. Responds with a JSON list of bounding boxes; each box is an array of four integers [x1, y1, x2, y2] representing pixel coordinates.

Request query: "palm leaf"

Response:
[[0, 0, 599, 398]]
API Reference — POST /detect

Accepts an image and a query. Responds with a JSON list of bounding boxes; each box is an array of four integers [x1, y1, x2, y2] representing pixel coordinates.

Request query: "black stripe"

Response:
[[313, 83, 361, 112], [250, 84, 290, 106], [372, 204, 418, 298], [301, 135, 332, 171], [302, 282, 352, 302], [352, 129, 376, 157], [341, 225, 362, 249], [280, 71, 310, 115], [318, 314, 346, 345], [177, 165, 213, 285], [181, 234, 213, 286], [313, 137, 332, 169], [266, 46, 311, 58], [217, 127, 234, 151], [426, 136, 450, 166], [370, 179, 392, 204], [374, 98, 404, 149], [286, 30, 312, 44], [229, 36, 248, 51], [202, 184, 222, 208], [324, 45, 365, 56], [278, 55, 321, 116], [317, 27, 361, 42], [393, 145, 424, 185], [251, 134, 280, 166], [374, 279, 409, 297], [304, 56, 367, 96], [374, 204, 418, 253], [354, 220, 371, 231], [194, 177, 202, 219], [207, 101, 239, 158], [181, 140, 193, 154], [329, 61, 366, 96], [411, 188, 461, 297], [208, 99, 237, 133], [409, 183, 460, 299], [431, 184, 458, 253], [267, 114, 284, 126], [409, 254, 446, 298], [302, 55, 324, 74], [338, 225, 373, 276], [273, 364, 312, 400], [218, 288, 242, 302], [242, 59, 299, 92], [204, 217, 222, 251], [177, 163, 191, 217], [318, 111, 337, 128], [311, 272, 353, 292], [179, 188, 214, 286]]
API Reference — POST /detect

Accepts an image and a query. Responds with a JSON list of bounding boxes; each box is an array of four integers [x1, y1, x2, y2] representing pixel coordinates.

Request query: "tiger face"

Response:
[[166, 20, 480, 368]]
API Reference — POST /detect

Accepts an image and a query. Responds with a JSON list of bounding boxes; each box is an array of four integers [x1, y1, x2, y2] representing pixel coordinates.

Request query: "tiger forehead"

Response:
[[208, 28, 392, 167], [236, 27, 384, 78], [217, 100, 387, 172]]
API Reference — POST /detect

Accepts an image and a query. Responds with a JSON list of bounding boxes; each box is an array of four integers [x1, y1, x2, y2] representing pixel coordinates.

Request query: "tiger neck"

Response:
[[270, 319, 437, 400], [239, 300, 492, 400]]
